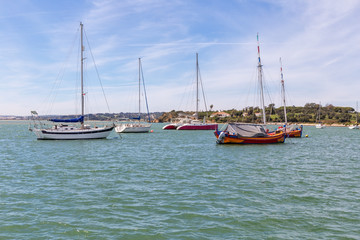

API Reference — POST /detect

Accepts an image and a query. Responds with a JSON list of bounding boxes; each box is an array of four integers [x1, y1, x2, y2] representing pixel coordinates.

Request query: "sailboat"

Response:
[[276, 58, 303, 138], [214, 33, 285, 144], [315, 103, 325, 129], [29, 22, 114, 140], [115, 58, 152, 133], [176, 53, 218, 130], [349, 102, 359, 129]]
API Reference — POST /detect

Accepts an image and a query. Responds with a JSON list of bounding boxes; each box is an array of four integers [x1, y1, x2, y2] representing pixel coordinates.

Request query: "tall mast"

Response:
[[257, 33, 266, 125], [356, 101, 358, 124], [196, 53, 199, 119], [139, 58, 151, 122], [280, 58, 287, 125], [80, 22, 84, 126], [138, 58, 141, 122]]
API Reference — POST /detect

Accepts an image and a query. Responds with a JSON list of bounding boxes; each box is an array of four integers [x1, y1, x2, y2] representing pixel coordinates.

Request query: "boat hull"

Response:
[[214, 130, 285, 144], [177, 123, 218, 130], [287, 129, 302, 138], [276, 125, 303, 138], [32, 126, 114, 140], [115, 123, 151, 133], [162, 124, 180, 130]]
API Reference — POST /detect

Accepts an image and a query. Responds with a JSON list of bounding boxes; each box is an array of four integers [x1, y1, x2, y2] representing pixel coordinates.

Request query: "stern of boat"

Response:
[[214, 126, 228, 144]]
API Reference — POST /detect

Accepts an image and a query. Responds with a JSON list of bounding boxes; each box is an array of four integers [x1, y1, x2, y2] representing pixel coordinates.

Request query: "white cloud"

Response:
[[0, 0, 360, 115]]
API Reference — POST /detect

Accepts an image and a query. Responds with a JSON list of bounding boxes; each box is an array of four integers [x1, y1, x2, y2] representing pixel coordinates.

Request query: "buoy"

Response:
[[305, 134, 308, 138], [150, 130, 154, 133]]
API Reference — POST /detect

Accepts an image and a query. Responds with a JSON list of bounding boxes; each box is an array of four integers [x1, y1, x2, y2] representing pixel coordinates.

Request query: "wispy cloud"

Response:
[[0, 0, 360, 115]]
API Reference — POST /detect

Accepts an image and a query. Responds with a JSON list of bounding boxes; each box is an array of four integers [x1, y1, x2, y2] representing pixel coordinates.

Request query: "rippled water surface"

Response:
[[1, 121, 360, 239]]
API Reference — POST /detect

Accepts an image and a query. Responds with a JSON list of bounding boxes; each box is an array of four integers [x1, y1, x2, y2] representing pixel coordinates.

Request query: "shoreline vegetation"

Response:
[[156, 103, 357, 127], [1, 103, 358, 127]]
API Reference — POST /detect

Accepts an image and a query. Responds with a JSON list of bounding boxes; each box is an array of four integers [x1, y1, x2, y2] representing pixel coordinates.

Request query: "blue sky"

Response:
[[1, 0, 360, 116]]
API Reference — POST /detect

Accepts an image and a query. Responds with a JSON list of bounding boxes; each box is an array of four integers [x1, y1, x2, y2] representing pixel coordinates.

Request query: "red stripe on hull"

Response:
[[177, 124, 218, 130]]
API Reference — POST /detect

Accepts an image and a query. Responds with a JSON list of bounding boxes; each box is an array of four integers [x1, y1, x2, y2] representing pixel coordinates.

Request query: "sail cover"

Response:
[[226, 123, 268, 137], [287, 124, 300, 131], [49, 116, 84, 123]]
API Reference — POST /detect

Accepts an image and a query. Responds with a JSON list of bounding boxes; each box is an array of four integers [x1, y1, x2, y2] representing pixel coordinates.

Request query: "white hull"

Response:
[[316, 124, 325, 129], [349, 125, 359, 129], [115, 123, 151, 133], [32, 126, 114, 140]]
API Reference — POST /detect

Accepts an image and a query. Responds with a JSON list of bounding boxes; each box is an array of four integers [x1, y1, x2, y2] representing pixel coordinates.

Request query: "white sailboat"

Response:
[[349, 102, 359, 129], [315, 103, 325, 129], [115, 58, 152, 133], [29, 22, 114, 140]]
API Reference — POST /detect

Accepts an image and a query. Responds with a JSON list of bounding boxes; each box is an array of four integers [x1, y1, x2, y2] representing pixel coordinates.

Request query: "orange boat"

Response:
[[214, 123, 286, 144], [286, 125, 303, 138], [214, 34, 285, 144], [276, 125, 303, 138], [278, 59, 303, 138]]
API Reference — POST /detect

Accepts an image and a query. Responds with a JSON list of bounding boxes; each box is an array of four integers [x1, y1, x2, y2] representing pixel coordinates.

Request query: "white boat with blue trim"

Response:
[[30, 115, 114, 140], [29, 22, 114, 140]]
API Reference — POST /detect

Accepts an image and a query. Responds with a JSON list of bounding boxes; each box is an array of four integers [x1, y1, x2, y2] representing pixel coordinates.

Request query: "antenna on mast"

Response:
[[280, 57, 287, 125], [257, 33, 266, 125]]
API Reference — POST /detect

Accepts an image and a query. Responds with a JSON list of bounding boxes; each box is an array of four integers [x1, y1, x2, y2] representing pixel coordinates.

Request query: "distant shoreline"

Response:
[[0, 119, 350, 127]]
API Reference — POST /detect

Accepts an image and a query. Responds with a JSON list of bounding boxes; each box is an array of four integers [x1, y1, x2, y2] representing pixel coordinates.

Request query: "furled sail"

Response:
[[49, 116, 84, 123], [225, 123, 268, 137]]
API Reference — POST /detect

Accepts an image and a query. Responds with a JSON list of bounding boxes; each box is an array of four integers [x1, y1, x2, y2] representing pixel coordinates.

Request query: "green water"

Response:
[[1, 121, 359, 239]]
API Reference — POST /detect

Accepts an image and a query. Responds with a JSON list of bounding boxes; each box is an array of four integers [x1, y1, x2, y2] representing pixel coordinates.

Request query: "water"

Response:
[[1, 121, 360, 239]]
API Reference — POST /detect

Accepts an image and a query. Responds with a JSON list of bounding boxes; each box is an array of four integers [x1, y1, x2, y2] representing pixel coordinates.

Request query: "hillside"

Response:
[[19, 112, 165, 122], [157, 103, 357, 125], [3, 103, 358, 126]]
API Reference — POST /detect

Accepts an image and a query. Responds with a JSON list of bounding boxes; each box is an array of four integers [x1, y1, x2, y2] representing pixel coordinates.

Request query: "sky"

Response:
[[0, 0, 360, 116]]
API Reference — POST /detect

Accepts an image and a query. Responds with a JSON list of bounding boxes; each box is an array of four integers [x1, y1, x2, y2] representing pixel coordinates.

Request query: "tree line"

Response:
[[158, 103, 357, 125], [25, 103, 357, 125], [211, 103, 356, 124]]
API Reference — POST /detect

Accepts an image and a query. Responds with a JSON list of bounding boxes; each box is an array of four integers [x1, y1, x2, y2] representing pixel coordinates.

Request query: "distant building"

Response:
[[255, 112, 262, 117], [210, 111, 231, 118]]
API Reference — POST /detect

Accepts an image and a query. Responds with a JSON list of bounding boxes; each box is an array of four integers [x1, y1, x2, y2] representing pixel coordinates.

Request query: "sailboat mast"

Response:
[[356, 101, 358, 124], [196, 53, 199, 120], [138, 58, 141, 122], [257, 33, 266, 125], [280, 58, 287, 125], [317, 102, 321, 123], [80, 22, 84, 126]]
